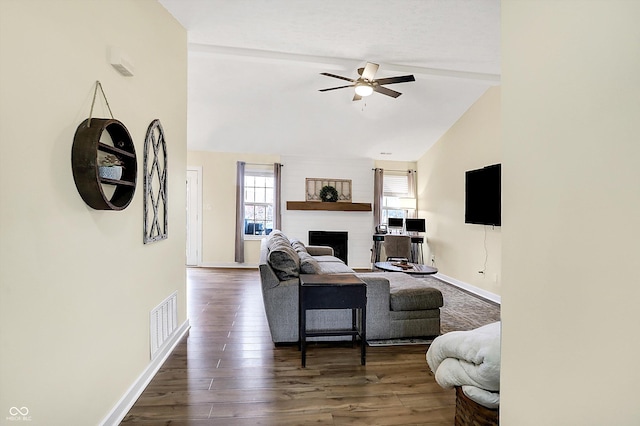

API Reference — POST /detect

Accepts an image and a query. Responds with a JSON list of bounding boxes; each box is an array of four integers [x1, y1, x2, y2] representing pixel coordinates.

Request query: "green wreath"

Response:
[[319, 185, 339, 202]]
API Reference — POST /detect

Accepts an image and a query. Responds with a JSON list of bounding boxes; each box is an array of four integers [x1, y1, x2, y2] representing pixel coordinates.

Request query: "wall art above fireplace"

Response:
[[306, 178, 352, 202]]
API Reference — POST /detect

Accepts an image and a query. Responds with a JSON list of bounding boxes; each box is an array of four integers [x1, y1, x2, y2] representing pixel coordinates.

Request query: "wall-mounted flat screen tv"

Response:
[[465, 163, 501, 226], [405, 218, 426, 232], [388, 218, 404, 228]]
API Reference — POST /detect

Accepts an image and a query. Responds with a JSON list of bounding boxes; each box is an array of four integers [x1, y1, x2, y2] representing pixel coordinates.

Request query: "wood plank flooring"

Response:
[[121, 268, 455, 425]]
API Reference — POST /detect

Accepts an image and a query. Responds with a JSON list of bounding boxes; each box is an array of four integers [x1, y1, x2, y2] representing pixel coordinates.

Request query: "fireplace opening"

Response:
[[308, 231, 348, 265]]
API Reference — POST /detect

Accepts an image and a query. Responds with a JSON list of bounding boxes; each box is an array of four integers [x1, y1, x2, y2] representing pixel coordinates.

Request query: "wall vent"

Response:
[[150, 291, 178, 359]]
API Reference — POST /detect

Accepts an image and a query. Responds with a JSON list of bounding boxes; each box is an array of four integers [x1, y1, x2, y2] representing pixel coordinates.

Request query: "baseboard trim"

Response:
[[435, 273, 501, 305], [197, 262, 258, 269], [99, 319, 190, 426], [196, 263, 375, 270]]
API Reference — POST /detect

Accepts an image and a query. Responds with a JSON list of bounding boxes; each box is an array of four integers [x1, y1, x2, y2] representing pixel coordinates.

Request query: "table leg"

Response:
[[351, 308, 357, 347], [361, 305, 366, 365], [300, 296, 306, 368]]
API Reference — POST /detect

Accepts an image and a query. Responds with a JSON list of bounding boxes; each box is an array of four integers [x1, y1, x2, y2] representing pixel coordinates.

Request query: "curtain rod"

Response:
[[245, 162, 284, 166], [372, 168, 416, 172]]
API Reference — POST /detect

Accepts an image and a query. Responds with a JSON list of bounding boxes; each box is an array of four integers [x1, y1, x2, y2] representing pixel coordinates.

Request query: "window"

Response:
[[244, 170, 274, 237], [382, 172, 415, 224]]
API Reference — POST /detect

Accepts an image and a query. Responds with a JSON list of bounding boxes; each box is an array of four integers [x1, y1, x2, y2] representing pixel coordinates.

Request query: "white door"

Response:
[[186, 168, 201, 266]]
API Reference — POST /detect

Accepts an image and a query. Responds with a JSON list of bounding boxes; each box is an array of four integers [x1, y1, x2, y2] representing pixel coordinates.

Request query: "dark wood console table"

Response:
[[299, 274, 367, 367]]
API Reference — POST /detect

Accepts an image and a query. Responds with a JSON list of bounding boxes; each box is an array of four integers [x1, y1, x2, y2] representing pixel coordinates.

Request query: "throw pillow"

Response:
[[268, 242, 300, 280], [290, 239, 308, 254], [267, 230, 290, 250], [298, 251, 321, 274], [269, 229, 288, 240]]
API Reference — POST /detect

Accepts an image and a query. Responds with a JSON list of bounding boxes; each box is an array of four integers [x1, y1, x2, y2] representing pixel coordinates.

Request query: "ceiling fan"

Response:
[[319, 62, 415, 101]]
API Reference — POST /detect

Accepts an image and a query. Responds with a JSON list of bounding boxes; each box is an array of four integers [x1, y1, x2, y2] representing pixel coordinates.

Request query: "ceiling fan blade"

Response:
[[320, 64, 410, 100], [373, 85, 402, 98], [319, 84, 354, 92], [320, 72, 355, 83], [375, 75, 416, 85], [361, 62, 379, 81]]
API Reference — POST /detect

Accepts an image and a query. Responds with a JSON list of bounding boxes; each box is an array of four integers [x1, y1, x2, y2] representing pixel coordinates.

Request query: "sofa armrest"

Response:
[[259, 263, 282, 290], [306, 245, 334, 256], [355, 273, 391, 340]]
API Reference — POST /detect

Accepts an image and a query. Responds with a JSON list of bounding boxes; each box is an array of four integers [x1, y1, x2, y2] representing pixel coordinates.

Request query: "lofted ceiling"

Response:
[[158, 0, 500, 161]]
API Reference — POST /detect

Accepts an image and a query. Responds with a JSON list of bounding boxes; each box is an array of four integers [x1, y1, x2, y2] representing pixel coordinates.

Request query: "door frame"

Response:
[[186, 166, 203, 266]]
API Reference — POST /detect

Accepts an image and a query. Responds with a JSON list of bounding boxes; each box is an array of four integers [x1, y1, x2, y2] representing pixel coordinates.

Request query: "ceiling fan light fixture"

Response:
[[354, 83, 373, 97], [320, 62, 414, 100]]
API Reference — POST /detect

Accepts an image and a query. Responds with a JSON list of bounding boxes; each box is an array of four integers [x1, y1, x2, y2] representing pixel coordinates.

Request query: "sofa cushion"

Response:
[[298, 251, 321, 274], [306, 245, 334, 256], [268, 241, 300, 280], [313, 255, 345, 263], [389, 281, 444, 311], [317, 261, 354, 274]]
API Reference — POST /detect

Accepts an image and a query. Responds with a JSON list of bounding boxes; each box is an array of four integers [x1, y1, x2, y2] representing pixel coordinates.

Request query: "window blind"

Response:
[[383, 174, 410, 196]]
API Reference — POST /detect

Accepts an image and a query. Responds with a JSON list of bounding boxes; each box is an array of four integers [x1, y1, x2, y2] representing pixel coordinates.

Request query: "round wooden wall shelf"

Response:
[[72, 118, 137, 210]]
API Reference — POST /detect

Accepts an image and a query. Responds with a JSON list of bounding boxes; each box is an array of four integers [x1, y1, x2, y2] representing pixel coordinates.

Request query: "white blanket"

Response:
[[426, 322, 501, 408]]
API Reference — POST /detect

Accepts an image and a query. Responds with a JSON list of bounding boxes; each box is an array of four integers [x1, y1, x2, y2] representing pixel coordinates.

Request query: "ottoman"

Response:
[[387, 273, 444, 338]]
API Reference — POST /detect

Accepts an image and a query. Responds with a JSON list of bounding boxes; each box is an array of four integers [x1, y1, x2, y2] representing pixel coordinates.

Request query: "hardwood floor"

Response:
[[121, 268, 455, 425]]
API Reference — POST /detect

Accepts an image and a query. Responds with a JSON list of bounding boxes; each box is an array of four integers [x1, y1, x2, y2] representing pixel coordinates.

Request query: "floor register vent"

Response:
[[150, 291, 178, 359]]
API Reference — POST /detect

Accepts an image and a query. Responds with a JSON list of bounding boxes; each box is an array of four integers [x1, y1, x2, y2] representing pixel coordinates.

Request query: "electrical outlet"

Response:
[[430, 254, 436, 264]]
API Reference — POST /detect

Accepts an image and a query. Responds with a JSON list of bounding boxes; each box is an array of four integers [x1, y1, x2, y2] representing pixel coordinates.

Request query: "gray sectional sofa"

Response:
[[258, 230, 444, 344]]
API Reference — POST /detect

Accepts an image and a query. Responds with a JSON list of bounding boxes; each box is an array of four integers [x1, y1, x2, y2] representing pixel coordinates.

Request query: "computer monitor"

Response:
[[387, 218, 404, 232], [405, 218, 426, 233]]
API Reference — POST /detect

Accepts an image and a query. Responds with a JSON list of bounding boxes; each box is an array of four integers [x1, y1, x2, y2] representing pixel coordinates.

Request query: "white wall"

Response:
[[417, 87, 501, 296], [281, 156, 375, 268], [186, 150, 281, 266], [501, 1, 640, 424], [0, 1, 187, 424], [187, 151, 379, 268]]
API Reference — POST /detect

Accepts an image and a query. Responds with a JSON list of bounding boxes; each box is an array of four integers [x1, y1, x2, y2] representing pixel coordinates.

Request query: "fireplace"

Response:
[[309, 231, 348, 265]]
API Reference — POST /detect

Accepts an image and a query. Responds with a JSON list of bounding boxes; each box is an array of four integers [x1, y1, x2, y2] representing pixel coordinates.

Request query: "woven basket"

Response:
[[454, 386, 499, 426]]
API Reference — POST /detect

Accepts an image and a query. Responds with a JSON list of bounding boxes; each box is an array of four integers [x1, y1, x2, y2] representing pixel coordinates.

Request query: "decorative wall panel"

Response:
[[305, 178, 352, 202], [143, 119, 168, 243]]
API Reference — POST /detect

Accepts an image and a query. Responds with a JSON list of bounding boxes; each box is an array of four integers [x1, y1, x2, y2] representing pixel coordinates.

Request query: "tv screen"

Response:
[[465, 164, 501, 226], [405, 218, 426, 232], [388, 218, 404, 228]]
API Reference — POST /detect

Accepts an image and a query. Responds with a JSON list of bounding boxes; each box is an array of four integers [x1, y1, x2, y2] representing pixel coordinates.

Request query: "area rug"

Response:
[[419, 275, 501, 334], [366, 275, 501, 346], [368, 337, 434, 346]]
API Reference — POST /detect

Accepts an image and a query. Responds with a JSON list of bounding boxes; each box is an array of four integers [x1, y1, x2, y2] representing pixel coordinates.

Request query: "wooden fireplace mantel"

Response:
[[286, 201, 372, 212]]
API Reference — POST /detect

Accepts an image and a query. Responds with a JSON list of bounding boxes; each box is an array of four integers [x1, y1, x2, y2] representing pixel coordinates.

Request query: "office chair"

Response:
[[383, 235, 412, 262]]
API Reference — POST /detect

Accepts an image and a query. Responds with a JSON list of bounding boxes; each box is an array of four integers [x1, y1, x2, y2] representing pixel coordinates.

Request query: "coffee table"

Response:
[[374, 261, 438, 275]]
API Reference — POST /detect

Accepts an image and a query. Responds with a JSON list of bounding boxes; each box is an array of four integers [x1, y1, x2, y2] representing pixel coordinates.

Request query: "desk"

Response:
[[299, 274, 367, 367], [410, 236, 424, 264], [374, 261, 438, 275], [372, 234, 425, 264], [372, 234, 386, 263]]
